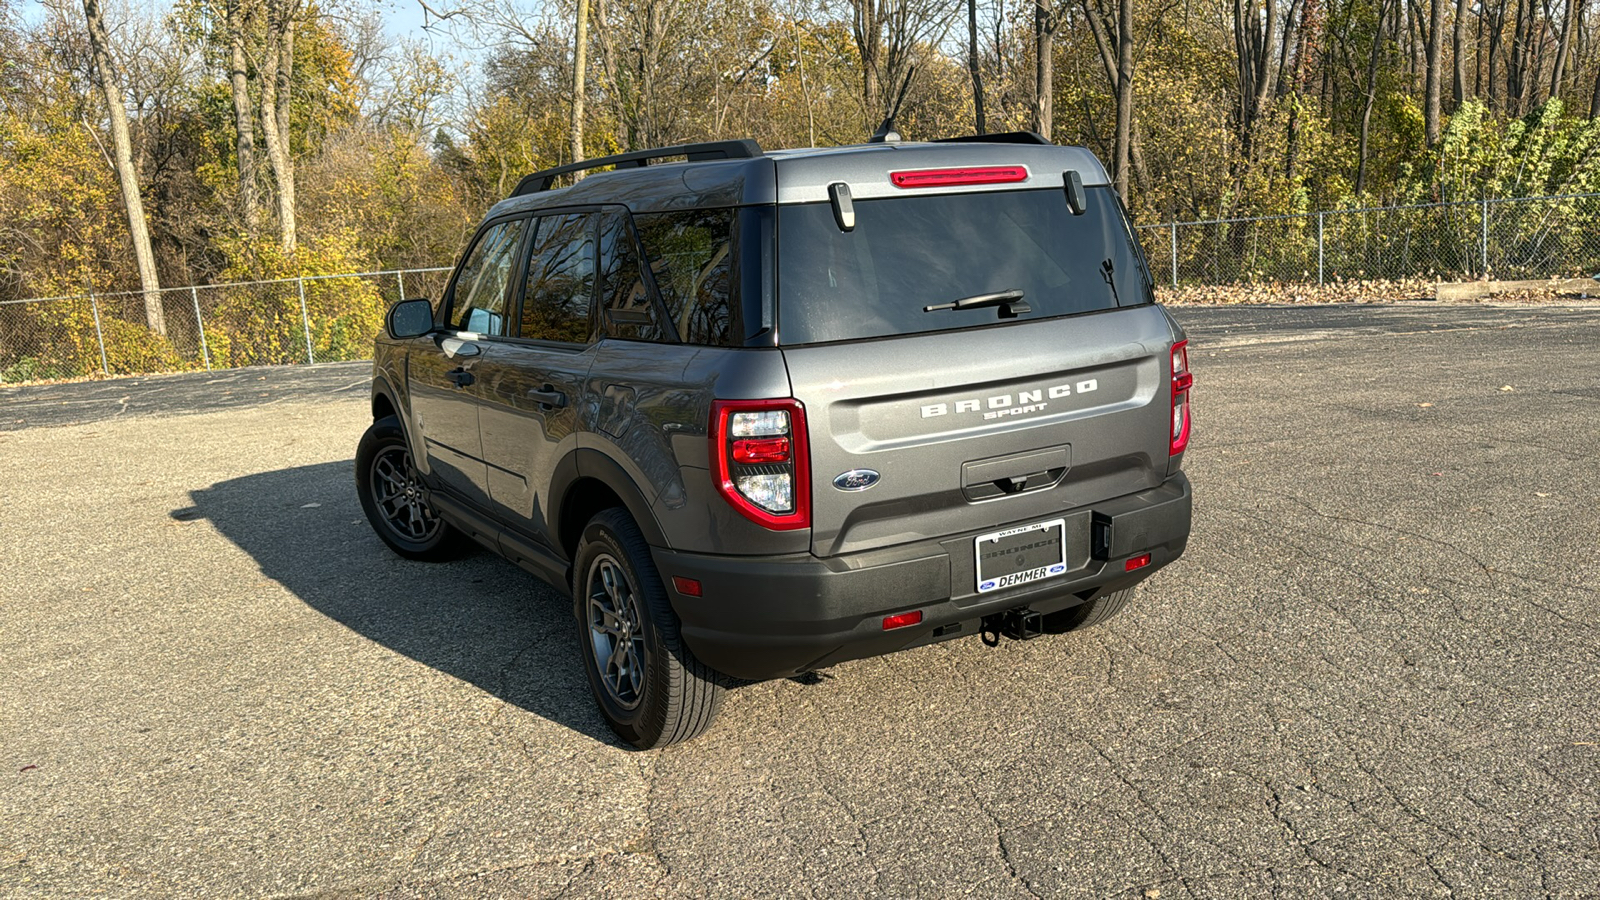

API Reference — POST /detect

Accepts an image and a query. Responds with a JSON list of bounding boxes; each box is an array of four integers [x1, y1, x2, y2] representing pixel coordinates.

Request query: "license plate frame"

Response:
[[974, 518, 1068, 594]]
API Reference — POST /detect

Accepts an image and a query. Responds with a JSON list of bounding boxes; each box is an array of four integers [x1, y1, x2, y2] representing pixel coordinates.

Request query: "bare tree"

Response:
[[1356, 0, 1392, 196], [225, 0, 259, 234], [1549, 0, 1574, 99], [1451, 0, 1470, 105], [1234, 0, 1282, 156], [1424, 0, 1445, 144], [258, 0, 299, 252], [570, 0, 589, 174], [1080, 0, 1135, 196], [1034, 0, 1056, 139], [79, 0, 164, 334], [968, 0, 985, 134]]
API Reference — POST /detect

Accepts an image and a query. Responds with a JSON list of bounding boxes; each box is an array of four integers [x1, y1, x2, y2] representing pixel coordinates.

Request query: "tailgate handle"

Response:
[[961, 447, 1070, 501]]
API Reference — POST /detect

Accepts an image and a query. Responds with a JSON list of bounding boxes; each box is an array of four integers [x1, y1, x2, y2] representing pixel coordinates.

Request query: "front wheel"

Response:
[[573, 509, 724, 749], [355, 415, 465, 561]]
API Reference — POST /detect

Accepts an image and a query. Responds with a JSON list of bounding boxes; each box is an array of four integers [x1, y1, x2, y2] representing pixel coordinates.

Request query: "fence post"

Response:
[[1480, 197, 1489, 278], [396, 269, 407, 303], [1317, 211, 1325, 286], [1169, 223, 1179, 289], [190, 286, 211, 371], [87, 291, 110, 376], [297, 277, 315, 364]]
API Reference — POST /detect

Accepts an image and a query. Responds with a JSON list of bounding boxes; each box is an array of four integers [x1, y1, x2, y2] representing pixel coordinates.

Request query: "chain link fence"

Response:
[[4, 193, 1598, 383], [1138, 192, 1600, 286], [0, 268, 451, 383]]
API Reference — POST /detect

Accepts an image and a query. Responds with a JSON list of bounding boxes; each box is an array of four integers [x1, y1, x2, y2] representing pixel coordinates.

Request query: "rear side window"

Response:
[[633, 209, 735, 345], [448, 218, 527, 335], [775, 186, 1152, 345], [597, 210, 664, 342], [521, 213, 597, 344]]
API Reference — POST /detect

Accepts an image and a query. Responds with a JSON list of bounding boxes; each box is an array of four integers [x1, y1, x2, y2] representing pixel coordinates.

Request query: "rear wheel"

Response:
[[573, 509, 724, 749], [1046, 586, 1137, 632], [355, 415, 464, 560]]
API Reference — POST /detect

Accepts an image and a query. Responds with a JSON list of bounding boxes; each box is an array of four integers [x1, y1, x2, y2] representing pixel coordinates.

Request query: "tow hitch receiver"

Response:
[[981, 608, 1045, 645]]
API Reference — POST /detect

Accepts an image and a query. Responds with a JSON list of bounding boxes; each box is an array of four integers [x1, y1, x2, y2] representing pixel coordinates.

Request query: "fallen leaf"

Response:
[[1417, 402, 1433, 408], [1535, 492, 1549, 498], [19, 764, 37, 773], [1500, 385, 1514, 392]]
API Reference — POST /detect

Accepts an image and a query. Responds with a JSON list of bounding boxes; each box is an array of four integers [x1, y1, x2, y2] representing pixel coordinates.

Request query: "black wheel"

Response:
[[573, 508, 724, 749], [355, 415, 465, 560], [1047, 586, 1137, 633]]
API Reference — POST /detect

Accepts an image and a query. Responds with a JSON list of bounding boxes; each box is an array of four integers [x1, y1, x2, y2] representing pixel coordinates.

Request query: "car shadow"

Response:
[[179, 460, 621, 746]]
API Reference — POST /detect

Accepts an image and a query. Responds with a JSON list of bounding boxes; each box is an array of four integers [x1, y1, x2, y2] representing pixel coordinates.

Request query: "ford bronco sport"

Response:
[[357, 132, 1193, 749]]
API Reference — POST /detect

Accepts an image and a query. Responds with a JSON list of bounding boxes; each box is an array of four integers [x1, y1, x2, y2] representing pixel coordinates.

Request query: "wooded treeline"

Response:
[[3, 0, 1599, 315]]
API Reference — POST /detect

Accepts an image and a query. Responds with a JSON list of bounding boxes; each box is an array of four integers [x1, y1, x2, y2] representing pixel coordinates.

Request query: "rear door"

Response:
[[410, 215, 529, 507], [775, 184, 1175, 558], [475, 211, 601, 543]]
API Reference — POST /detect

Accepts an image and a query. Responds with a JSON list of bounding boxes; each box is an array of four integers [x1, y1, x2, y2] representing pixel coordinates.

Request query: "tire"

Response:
[[573, 508, 724, 749], [1046, 586, 1137, 633], [355, 415, 465, 561]]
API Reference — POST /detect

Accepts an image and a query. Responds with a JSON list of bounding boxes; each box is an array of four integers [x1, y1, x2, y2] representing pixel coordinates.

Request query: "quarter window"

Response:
[[633, 209, 735, 346], [522, 213, 597, 344], [448, 218, 526, 336]]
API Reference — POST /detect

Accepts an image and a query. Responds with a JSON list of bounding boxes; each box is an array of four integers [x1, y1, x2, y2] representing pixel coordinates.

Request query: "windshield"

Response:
[[775, 186, 1152, 345]]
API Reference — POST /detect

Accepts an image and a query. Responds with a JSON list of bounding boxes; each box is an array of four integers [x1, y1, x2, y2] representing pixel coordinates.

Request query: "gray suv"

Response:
[[357, 132, 1193, 748]]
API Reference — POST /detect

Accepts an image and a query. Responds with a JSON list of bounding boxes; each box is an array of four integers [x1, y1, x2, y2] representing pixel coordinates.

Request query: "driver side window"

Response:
[[448, 218, 527, 335]]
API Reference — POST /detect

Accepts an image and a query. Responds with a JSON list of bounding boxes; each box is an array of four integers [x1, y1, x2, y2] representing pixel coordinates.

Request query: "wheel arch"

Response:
[[557, 449, 669, 560]]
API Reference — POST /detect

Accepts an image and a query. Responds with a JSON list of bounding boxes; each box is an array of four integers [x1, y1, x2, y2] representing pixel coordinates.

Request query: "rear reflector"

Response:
[[1125, 553, 1152, 572], [882, 610, 924, 630], [890, 166, 1028, 188], [671, 576, 703, 597]]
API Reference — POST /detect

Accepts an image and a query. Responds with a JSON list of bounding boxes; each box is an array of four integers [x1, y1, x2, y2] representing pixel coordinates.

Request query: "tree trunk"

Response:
[[570, 0, 589, 177], [80, 0, 164, 335], [851, 0, 882, 127], [226, 0, 259, 235], [1356, 0, 1391, 196], [968, 0, 985, 134], [1508, 0, 1528, 113], [1548, 0, 1573, 99], [1487, 0, 1504, 110], [1113, 0, 1134, 199], [1592, 48, 1600, 117], [1452, 0, 1470, 105], [259, 0, 297, 253], [1425, 0, 1445, 144], [1034, 0, 1055, 140]]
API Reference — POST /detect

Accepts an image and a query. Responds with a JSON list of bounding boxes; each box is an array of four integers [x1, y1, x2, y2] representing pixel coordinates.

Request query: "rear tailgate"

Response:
[[786, 304, 1175, 558]]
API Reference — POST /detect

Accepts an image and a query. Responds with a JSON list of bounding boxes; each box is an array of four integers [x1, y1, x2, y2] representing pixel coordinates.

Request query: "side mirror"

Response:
[[387, 298, 435, 338]]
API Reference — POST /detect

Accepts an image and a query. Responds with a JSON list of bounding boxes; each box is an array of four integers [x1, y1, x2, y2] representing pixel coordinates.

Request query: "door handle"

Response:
[[447, 367, 475, 388], [528, 384, 568, 409]]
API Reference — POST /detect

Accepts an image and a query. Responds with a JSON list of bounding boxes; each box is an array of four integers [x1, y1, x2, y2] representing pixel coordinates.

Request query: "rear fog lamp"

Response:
[[1126, 553, 1152, 572], [882, 610, 924, 630], [671, 576, 703, 597]]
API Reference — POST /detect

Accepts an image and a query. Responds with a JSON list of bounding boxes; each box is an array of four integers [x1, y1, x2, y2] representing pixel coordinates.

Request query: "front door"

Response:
[[410, 216, 529, 507]]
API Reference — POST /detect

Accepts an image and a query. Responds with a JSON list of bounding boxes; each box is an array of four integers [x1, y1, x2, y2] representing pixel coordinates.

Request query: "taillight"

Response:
[[711, 399, 811, 530], [1170, 340, 1193, 455], [890, 166, 1029, 188]]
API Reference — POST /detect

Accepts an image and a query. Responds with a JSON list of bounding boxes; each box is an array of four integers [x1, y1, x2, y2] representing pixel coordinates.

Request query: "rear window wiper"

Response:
[[923, 289, 1032, 319]]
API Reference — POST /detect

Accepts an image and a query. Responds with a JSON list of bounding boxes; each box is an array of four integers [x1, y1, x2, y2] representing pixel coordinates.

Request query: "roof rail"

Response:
[[511, 139, 764, 196], [934, 131, 1053, 146]]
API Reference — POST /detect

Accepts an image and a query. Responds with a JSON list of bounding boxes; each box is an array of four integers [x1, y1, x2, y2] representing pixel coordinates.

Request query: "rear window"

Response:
[[776, 186, 1152, 345]]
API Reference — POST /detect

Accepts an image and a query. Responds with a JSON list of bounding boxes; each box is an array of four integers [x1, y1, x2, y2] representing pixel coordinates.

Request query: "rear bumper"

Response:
[[654, 472, 1191, 681]]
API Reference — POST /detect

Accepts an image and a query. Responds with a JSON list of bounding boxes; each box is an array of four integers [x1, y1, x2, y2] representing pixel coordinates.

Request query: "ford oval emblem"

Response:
[[833, 469, 880, 492]]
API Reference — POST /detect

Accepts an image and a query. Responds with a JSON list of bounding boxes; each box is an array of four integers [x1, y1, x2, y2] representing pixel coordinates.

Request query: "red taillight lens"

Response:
[[732, 437, 791, 464], [711, 399, 811, 531], [882, 610, 923, 630], [1170, 340, 1192, 455], [671, 576, 703, 597], [890, 166, 1029, 188]]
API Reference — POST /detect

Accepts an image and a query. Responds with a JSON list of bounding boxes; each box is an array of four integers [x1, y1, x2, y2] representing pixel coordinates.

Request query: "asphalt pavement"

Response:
[[3, 303, 1598, 897]]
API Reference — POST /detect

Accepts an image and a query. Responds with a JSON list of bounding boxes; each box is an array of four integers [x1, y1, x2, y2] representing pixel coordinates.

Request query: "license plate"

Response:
[[975, 519, 1068, 594]]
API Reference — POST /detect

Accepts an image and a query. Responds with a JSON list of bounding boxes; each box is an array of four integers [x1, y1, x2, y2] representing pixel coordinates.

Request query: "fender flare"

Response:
[[554, 448, 669, 551]]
